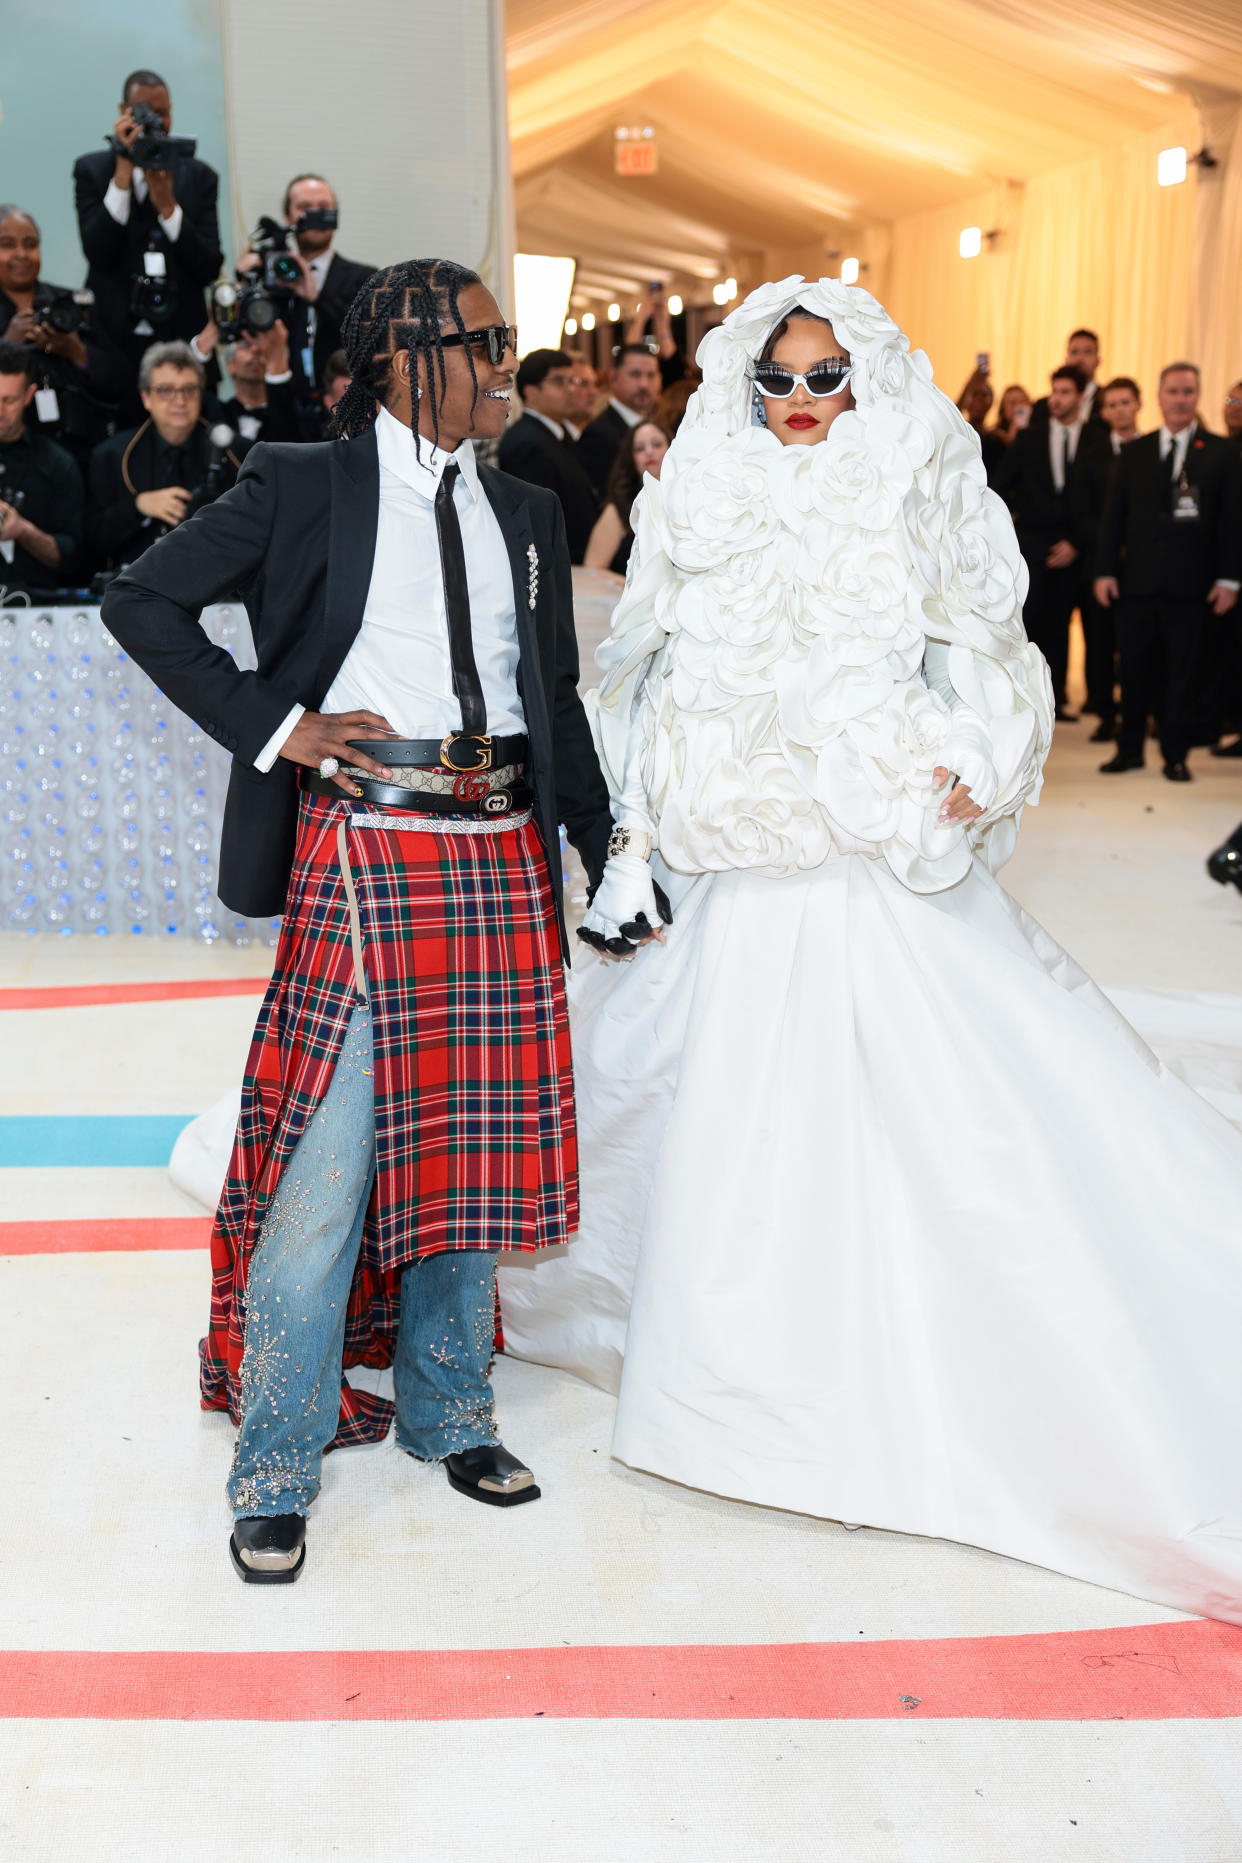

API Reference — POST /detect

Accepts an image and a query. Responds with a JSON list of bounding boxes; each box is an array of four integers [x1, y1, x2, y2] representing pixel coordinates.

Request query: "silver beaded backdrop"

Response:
[[0, 606, 281, 945]]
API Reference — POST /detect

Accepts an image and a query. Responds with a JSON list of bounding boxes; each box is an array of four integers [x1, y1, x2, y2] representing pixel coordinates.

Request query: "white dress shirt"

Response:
[[610, 396, 642, 430], [255, 407, 525, 770], [304, 246, 333, 294], [103, 171, 183, 244], [1159, 421, 1196, 480], [1048, 417, 1080, 493]]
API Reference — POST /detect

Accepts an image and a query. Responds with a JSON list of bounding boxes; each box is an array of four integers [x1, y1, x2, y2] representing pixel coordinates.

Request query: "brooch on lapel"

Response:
[[527, 542, 539, 610]]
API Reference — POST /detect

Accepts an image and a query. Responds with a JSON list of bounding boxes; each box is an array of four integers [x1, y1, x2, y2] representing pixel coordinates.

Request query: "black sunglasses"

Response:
[[751, 358, 853, 399], [439, 324, 518, 366]]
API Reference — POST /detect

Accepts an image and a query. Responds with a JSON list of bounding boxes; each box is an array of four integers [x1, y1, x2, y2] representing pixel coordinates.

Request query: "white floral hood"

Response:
[[590, 274, 1054, 891]]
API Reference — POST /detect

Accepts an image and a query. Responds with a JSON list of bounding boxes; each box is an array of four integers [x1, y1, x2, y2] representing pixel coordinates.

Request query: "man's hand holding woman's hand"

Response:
[[578, 854, 672, 959]]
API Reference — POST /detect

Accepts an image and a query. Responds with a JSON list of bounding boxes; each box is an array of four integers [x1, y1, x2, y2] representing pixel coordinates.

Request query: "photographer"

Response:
[[0, 341, 85, 597], [235, 176, 373, 402], [195, 317, 306, 445], [87, 339, 240, 570], [73, 69, 223, 413], [0, 205, 127, 473]]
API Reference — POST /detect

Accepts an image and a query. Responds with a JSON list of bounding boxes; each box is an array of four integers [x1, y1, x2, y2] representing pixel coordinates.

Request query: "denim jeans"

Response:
[[227, 1000, 500, 1520]]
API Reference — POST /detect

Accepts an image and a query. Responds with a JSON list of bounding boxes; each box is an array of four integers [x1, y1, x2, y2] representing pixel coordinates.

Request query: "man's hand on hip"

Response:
[[278, 710, 401, 794]]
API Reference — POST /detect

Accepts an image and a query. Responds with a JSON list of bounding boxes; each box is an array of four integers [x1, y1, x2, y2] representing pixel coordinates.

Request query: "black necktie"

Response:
[[434, 461, 486, 736]]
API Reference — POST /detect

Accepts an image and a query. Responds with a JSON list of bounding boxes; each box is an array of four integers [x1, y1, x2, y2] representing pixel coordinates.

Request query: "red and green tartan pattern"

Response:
[[199, 793, 577, 1447]]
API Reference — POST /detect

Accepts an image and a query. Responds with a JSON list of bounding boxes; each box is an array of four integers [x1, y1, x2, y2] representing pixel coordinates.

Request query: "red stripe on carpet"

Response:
[[0, 979, 267, 1011], [3, 1620, 1240, 1722], [0, 1218, 211, 1255]]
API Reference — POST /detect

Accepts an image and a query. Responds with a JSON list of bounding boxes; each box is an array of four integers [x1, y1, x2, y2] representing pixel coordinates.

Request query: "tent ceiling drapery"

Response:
[[507, 0, 1242, 302]]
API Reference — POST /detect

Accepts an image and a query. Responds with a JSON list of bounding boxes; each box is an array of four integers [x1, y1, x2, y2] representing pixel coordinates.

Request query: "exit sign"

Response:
[[615, 127, 658, 175]]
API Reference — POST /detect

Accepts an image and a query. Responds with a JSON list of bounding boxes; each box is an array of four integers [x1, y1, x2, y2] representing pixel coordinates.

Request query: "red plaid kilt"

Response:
[[200, 792, 577, 1447]]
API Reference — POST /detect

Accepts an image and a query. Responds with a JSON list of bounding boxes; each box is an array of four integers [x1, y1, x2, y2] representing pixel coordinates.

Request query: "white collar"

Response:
[[524, 407, 564, 440], [1160, 420, 1197, 453], [610, 396, 643, 429], [376, 405, 477, 501], [304, 246, 334, 284], [563, 419, 582, 442]]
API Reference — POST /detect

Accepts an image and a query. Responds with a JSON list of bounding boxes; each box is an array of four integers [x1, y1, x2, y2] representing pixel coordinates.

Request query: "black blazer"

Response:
[[88, 418, 242, 566], [99, 429, 613, 955], [498, 413, 599, 563], [1068, 438, 1124, 570], [1096, 428, 1242, 600], [73, 148, 223, 360], [285, 252, 375, 396], [996, 421, 1105, 548], [576, 404, 630, 501]]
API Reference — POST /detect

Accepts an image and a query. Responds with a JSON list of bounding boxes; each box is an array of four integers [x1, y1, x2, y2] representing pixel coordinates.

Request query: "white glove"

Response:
[[580, 854, 663, 957], [941, 713, 998, 813]]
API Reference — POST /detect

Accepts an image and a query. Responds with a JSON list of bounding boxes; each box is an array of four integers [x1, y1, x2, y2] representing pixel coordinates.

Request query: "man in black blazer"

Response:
[[102, 260, 616, 1582], [73, 70, 223, 416], [1068, 376, 1143, 739], [235, 176, 374, 408], [576, 342, 662, 499], [1096, 361, 1242, 780], [88, 339, 242, 570], [498, 347, 599, 561], [997, 366, 1107, 718]]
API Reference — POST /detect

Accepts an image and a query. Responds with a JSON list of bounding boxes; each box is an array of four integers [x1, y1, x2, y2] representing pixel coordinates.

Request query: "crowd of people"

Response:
[[958, 329, 1242, 780], [0, 67, 362, 596], [3, 61, 1241, 793]]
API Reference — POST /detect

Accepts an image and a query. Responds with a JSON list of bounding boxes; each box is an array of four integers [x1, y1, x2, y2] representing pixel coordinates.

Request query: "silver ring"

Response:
[[318, 756, 340, 779]]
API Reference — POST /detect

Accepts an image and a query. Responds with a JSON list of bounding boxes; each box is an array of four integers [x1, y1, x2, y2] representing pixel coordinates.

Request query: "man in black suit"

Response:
[[101, 259, 615, 1583], [1029, 329, 1108, 432], [73, 69, 223, 416], [1069, 375, 1143, 740], [236, 176, 374, 410], [498, 347, 598, 561], [1096, 361, 1242, 781], [88, 339, 242, 570], [576, 342, 662, 499], [997, 365, 1106, 718]]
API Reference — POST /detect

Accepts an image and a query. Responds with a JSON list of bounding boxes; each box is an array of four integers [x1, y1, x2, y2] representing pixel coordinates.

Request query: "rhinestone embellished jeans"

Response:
[[227, 1000, 500, 1520]]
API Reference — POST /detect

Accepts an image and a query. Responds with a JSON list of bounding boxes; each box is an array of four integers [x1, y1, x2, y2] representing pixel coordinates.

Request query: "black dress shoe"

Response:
[[1208, 824, 1242, 890], [1211, 738, 1242, 759], [1163, 761, 1192, 782], [1099, 753, 1143, 773], [1088, 722, 1116, 744], [445, 1443, 541, 1508], [230, 1513, 306, 1584]]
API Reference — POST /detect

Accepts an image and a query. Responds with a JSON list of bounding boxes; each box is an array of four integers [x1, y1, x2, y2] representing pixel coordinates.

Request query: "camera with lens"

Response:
[[111, 101, 197, 169], [294, 207, 338, 237], [251, 216, 302, 293], [38, 289, 95, 336], [211, 279, 281, 339]]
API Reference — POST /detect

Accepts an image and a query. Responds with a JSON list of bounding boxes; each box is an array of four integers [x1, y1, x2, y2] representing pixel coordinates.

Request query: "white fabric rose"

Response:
[[661, 743, 835, 876], [661, 430, 783, 571], [588, 271, 1056, 896]]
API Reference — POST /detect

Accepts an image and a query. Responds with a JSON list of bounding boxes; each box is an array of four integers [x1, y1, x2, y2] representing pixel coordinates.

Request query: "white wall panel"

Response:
[[219, 0, 513, 303]]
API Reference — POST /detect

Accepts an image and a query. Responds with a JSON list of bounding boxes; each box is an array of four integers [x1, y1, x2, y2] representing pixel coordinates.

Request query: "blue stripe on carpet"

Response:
[[0, 1115, 195, 1168]]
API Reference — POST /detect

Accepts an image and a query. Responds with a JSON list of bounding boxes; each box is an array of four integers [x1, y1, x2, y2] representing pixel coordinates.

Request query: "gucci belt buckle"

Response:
[[440, 732, 492, 773]]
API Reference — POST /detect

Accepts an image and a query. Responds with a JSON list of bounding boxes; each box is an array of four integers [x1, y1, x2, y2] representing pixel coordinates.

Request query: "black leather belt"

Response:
[[346, 734, 529, 773], [304, 771, 534, 816]]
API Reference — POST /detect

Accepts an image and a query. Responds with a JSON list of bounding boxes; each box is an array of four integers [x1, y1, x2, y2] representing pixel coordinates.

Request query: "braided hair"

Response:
[[332, 258, 483, 457]]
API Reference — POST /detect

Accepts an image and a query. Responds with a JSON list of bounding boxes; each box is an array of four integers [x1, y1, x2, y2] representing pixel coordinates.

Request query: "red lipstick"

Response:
[[784, 412, 819, 429]]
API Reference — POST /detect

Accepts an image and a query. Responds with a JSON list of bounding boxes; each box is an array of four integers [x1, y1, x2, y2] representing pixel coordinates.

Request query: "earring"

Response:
[[751, 383, 767, 428]]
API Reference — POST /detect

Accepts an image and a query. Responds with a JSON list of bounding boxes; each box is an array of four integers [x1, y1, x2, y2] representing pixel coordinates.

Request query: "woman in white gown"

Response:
[[497, 275, 1242, 1626]]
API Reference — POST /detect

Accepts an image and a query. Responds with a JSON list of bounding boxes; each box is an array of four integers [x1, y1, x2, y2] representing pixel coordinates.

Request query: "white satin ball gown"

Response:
[[498, 275, 1242, 1625]]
